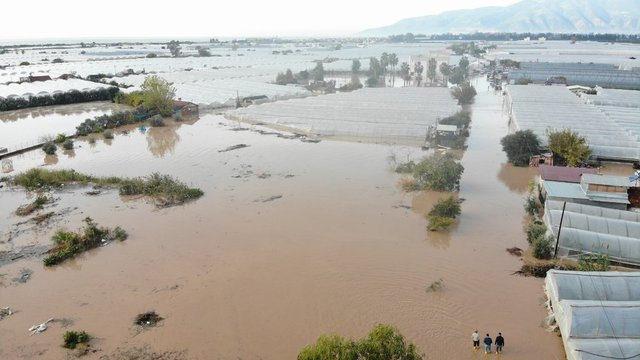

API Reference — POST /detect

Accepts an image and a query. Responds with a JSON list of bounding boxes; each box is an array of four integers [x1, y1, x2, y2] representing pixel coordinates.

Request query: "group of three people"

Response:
[[472, 330, 504, 354]]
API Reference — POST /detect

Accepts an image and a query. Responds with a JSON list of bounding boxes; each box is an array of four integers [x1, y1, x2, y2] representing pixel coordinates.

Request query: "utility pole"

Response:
[[554, 201, 567, 258]]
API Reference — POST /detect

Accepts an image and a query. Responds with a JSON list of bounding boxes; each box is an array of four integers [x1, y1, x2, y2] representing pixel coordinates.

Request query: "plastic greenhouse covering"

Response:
[[506, 85, 640, 161], [509, 62, 640, 90], [227, 87, 459, 143], [544, 201, 640, 265], [545, 270, 640, 360], [0, 79, 113, 100]]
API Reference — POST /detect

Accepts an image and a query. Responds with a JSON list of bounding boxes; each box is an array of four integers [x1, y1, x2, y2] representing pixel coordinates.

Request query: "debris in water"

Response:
[[1, 307, 13, 320], [301, 138, 321, 143], [257, 172, 271, 179], [85, 189, 101, 196], [255, 195, 283, 203], [506, 247, 523, 256], [31, 211, 55, 225], [29, 318, 54, 334], [425, 279, 444, 293], [218, 144, 249, 152], [393, 204, 412, 210], [12, 268, 33, 284], [134, 311, 163, 328]]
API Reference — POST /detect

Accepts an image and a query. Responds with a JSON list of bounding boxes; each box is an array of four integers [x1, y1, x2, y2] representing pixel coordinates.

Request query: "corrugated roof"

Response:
[[539, 165, 597, 183], [582, 174, 633, 187], [543, 181, 588, 200]]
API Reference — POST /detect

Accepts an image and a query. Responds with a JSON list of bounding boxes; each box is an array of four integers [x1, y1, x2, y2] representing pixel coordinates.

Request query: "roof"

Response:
[[539, 165, 597, 183], [582, 173, 633, 187], [543, 181, 588, 200]]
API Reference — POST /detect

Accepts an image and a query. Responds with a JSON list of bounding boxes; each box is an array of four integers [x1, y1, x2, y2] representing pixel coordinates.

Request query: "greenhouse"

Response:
[[0, 79, 113, 100], [508, 62, 640, 89], [544, 200, 640, 265], [505, 85, 640, 161], [227, 87, 459, 144], [545, 270, 640, 360]]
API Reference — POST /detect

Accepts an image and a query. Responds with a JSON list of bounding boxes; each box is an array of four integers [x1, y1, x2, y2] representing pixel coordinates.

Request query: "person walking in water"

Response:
[[495, 333, 505, 354], [483, 333, 493, 354], [472, 330, 480, 349]]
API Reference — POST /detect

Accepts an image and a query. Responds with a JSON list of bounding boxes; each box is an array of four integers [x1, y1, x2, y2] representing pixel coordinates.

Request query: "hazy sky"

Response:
[[2, 0, 519, 40]]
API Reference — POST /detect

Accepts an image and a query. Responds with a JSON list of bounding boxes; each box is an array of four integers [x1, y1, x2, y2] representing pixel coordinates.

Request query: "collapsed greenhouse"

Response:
[[544, 200, 640, 266], [545, 270, 640, 360], [508, 62, 640, 90], [505, 85, 640, 162], [227, 87, 459, 144]]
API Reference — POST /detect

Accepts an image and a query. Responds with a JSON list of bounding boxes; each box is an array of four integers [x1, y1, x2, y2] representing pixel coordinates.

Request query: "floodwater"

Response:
[[0, 80, 564, 359], [0, 102, 128, 152]]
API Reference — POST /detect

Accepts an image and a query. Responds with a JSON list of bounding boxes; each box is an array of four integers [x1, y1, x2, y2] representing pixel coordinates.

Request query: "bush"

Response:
[[0, 87, 119, 112], [428, 216, 455, 231], [52, 58, 64, 63], [140, 76, 175, 117], [76, 110, 149, 136], [44, 217, 126, 266], [547, 129, 591, 167], [532, 235, 554, 260], [500, 130, 541, 166], [114, 91, 145, 107], [429, 196, 461, 218], [63, 330, 90, 349], [451, 82, 477, 105], [298, 324, 422, 360], [411, 153, 464, 191], [525, 221, 547, 244], [103, 130, 114, 139], [395, 161, 416, 174], [119, 173, 203, 207], [55, 134, 67, 144], [42, 142, 57, 155], [524, 195, 540, 216], [149, 115, 165, 127], [146, 53, 157, 58], [12, 168, 96, 190], [62, 139, 74, 150]]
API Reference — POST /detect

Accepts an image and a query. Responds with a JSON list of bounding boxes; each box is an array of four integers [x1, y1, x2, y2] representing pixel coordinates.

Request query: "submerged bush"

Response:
[[63, 330, 90, 349], [298, 324, 422, 360], [0, 87, 119, 112], [42, 142, 57, 155], [439, 111, 471, 129], [526, 221, 547, 245], [532, 235, 554, 260], [394, 161, 416, 174], [412, 153, 464, 191], [119, 173, 203, 207], [55, 134, 67, 144], [524, 195, 540, 216], [149, 115, 165, 127], [76, 111, 146, 136], [103, 130, 114, 139], [12, 169, 98, 190], [44, 217, 127, 266], [427, 196, 461, 231], [62, 139, 74, 150]]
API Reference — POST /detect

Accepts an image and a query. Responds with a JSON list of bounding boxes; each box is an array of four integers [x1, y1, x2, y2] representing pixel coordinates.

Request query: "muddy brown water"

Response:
[[0, 81, 564, 359]]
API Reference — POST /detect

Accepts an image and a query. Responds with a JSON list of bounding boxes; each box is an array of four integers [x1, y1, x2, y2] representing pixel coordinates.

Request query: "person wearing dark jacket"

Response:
[[495, 333, 505, 353], [483, 334, 492, 354]]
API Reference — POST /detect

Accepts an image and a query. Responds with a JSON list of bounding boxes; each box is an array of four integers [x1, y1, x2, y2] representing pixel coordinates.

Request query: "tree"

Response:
[[380, 53, 389, 84], [167, 40, 181, 57], [298, 324, 423, 360], [369, 57, 382, 83], [313, 62, 325, 82], [547, 129, 592, 166], [399, 62, 411, 86], [451, 82, 477, 105], [427, 58, 437, 85], [351, 59, 361, 74], [140, 76, 176, 117], [389, 53, 398, 86], [276, 69, 296, 85], [413, 61, 424, 87], [412, 153, 464, 191], [500, 130, 541, 166]]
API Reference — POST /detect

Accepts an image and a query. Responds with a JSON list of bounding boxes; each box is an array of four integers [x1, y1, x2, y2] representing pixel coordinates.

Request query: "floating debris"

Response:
[[255, 195, 283, 203], [29, 318, 54, 334], [12, 268, 33, 284], [425, 279, 444, 293], [506, 247, 523, 256], [218, 144, 249, 153], [1, 307, 13, 320]]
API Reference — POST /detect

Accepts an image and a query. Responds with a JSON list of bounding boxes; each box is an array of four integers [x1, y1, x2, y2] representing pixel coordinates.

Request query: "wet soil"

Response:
[[0, 79, 564, 359]]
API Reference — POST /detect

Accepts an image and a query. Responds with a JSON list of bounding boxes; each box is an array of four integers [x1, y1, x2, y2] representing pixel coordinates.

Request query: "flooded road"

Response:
[[0, 82, 563, 358]]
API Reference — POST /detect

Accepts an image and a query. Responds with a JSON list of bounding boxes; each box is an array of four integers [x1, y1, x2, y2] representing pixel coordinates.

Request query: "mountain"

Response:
[[359, 0, 640, 36]]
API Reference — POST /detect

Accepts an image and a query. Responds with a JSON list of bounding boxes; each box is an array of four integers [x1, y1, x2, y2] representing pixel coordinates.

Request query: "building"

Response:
[[538, 165, 597, 183], [541, 174, 634, 210]]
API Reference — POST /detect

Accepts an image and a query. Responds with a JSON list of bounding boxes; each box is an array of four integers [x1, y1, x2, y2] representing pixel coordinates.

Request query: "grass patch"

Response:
[[577, 253, 610, 271], [11, 169, 203, 208], [43, 217, 127, 266], [63, 330, 90, 349], [134, 311, 163, 328], [119, 173, 204, 207], [15, 195, 51, 216], [427, 196, 461, 231]]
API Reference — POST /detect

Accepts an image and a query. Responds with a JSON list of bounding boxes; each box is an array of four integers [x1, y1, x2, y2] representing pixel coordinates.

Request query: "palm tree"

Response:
[[389, 53, 399, 86], [380, 53, 389, 85], [414, 61, 424, 87], [399, 62, 411, 87]]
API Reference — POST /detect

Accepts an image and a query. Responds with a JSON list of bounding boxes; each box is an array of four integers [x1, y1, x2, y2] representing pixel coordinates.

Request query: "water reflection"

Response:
[[496, 162, 537, 194], [43, 154, 58, 165], [146, 125, 180, 158]]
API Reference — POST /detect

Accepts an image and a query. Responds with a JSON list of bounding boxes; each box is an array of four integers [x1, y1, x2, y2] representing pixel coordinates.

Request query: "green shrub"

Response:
[[547, 129, 592, 167], [532, 235, 554, 260], [577, 253, 610, 271], [0, 87, 119, 112], [119, 173, 203, 207], [395, 161, 416, 174], [63, 330, 90, 349], [62, 139, 74, 150], [42, 142, 57, 155], [12, 169, 96, 190], [524, 195, 540, 216], [429, 196, 461, 218], [526, 221, 547, 244], [103, 130, 114, 139], [412, 153, 464, 191], [428, 216, 455, 231], [298, 324, 422, 360], [44, 217, 126, 266], [55, 134, 67, 144], [439, 111, 471, 129], [500, 130, 541, 166]]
